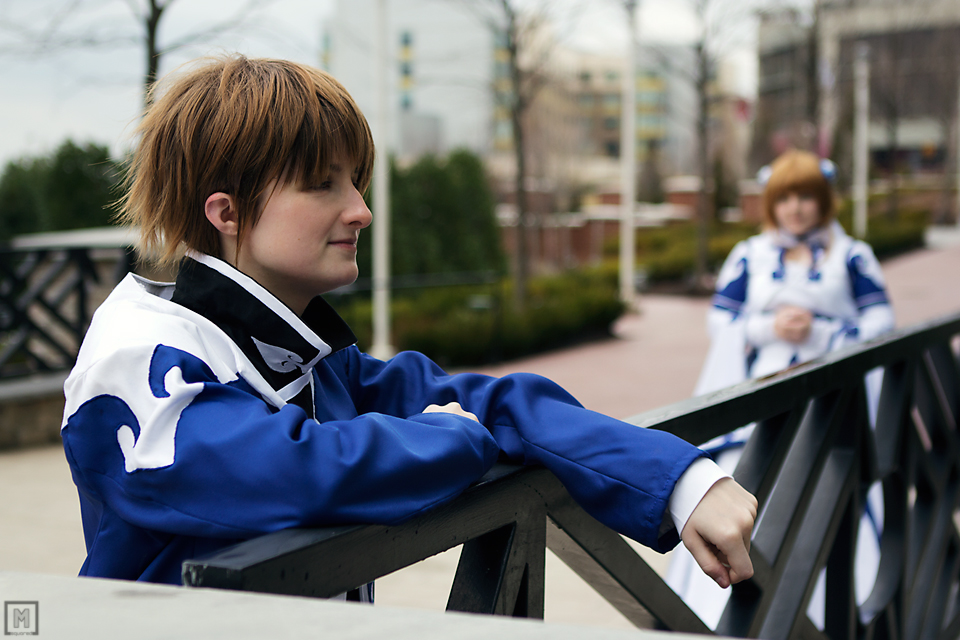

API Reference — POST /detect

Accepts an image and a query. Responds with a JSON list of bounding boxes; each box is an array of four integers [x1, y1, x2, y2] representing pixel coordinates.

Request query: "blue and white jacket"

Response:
[[62, 253, 714, 585]]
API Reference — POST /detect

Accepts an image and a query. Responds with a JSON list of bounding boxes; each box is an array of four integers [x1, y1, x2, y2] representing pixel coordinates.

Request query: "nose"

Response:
[[345, 186, 373, 229]]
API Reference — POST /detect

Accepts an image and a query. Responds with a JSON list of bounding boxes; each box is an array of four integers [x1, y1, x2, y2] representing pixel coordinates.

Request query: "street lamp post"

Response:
[[853, 42, 869, 240], [619, 0, 638, 310]]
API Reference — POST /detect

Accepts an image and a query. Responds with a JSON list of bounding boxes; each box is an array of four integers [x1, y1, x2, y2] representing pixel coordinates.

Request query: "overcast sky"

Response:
[[0, 0, 758, 169]]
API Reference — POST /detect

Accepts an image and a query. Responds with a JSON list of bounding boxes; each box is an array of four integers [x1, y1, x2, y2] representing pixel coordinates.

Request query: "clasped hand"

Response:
[[774, 305, 812, 344]]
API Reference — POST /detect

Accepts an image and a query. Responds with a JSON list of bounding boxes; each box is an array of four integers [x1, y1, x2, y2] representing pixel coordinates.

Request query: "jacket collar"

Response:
[[171, 252, 356, 414]]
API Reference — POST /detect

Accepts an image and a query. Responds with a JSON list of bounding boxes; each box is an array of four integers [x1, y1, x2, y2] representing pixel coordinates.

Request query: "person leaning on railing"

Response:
[[59, 54, 757, 599], [666, 149, 895, 628]]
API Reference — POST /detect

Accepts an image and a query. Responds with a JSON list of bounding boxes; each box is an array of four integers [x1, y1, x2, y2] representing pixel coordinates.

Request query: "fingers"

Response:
[[422, 402, 479, 423], [719, 524, 754, 585], [683, 532, 732, 588], [775, 306, 813, 343]]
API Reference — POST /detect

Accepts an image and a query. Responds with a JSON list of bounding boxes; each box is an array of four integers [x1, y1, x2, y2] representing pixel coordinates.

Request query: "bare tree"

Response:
[[0, 0, 279, 105], [456, 0, 576, 308], [682, 0, 759, 290]]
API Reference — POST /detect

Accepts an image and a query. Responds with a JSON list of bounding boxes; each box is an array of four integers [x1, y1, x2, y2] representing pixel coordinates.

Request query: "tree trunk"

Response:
[[885, 117, 899, 219], [694, 40, 710, 292], [144, 0, 167, 106], [502, 1, 529, 310]]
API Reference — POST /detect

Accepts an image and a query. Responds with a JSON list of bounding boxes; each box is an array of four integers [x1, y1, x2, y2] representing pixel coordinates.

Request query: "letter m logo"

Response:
[[12, 610, 27, 628], [4, 601, 38, 635]]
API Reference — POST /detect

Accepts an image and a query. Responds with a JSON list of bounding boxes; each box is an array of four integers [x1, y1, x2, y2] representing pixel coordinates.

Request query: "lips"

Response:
[[329, 236, 358, 247]]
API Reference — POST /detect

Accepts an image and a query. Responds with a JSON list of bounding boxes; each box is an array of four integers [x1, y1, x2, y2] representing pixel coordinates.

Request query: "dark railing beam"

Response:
[[757, 448, 856, 640], [752, 389, 851, 565], [823, 499, 858, 640], [544, 492, 710, 633], [734, 406, 804, 505], [905, 474, 960, 640], [184, 466, 553, 600]]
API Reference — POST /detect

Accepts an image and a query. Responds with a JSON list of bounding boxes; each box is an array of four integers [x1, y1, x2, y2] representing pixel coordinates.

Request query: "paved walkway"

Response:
[[3, 227, 959, 630]]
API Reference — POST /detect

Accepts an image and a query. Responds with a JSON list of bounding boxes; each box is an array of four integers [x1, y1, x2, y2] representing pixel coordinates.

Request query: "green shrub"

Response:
[[328, 266, 624, 368], [613, 221, 755, 284], [835, 204, 927, 258], [0, 140, 120, 241]]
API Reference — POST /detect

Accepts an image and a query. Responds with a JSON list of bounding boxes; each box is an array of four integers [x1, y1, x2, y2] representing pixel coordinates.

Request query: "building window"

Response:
[[603, 116, 619, 130], [605, 141, 620, 157]]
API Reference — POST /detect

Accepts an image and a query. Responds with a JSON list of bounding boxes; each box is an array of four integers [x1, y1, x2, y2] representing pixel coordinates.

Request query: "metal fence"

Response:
[[0, 248, 102, 378], [186, 311, 960, 639], [0, 229, 135, 379]]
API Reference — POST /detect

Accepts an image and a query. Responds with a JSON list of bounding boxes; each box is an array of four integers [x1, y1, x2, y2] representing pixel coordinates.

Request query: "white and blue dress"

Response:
[[667, 221, 894, 627]]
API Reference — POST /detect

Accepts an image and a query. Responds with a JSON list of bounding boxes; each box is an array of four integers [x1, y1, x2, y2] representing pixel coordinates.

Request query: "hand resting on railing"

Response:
[[426, 401, 758, 589], [681, 477, 758, 588]]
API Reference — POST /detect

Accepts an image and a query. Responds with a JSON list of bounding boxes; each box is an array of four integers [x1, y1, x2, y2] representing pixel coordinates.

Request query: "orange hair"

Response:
[[761, 149, 836, 230], [117, 55, 375, 265]]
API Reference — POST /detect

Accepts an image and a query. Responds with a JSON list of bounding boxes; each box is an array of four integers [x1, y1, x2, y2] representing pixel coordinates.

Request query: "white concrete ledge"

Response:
[[0, 571, 704, 640]]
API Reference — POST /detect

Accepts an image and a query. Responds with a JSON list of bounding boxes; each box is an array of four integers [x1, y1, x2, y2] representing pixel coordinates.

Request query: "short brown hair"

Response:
[[118, 55, 375, 265], [761, 149, 835, 229]]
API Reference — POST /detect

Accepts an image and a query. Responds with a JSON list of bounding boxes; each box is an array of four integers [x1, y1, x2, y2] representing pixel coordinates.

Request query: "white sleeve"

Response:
[[667, 457, 731, 534]]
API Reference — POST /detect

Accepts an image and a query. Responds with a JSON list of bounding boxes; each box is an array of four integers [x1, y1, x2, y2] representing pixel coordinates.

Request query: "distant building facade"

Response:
[[324, 0, 495, 161], [753, 0, 960, 176]]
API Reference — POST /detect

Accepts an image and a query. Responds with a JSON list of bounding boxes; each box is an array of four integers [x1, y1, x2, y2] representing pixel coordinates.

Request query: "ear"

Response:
[[204, 192, 239, 236]]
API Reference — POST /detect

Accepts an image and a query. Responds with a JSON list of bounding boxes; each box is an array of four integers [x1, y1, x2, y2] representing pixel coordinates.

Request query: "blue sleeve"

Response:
[[833, 242, 894, 346], [338, 348, 706, 552], [62, 344, 501, 541], [711, 240, 750, 317]]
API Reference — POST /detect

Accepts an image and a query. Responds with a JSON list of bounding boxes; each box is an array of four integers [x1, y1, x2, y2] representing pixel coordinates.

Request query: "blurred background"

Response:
[[1, 0, 957, 367]]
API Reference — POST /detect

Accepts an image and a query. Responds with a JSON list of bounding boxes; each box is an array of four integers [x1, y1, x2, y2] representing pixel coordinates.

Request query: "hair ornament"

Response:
[[756, 164, 773, 186], [818, 158, 837, 183], [755, 156, 837, 186]]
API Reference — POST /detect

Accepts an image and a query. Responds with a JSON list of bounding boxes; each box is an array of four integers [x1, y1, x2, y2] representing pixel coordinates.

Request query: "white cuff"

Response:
[[745, 313, 776, 347], [668, 457, 731, 535], [807, 317, 838, 353]]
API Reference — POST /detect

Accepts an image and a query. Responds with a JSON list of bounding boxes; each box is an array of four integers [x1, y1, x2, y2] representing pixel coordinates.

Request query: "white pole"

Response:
[[371, 0, 394, 360], [853, 43, 869, 240], [619, 0, 638, 309]]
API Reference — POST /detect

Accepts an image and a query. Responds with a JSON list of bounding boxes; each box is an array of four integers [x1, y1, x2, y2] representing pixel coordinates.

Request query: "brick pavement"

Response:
[[3, 229, 959, 630]]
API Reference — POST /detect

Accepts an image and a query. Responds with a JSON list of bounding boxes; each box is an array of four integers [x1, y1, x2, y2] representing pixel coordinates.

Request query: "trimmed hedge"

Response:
[[329, 265, 624, 368], [835, 206, 928, 259]]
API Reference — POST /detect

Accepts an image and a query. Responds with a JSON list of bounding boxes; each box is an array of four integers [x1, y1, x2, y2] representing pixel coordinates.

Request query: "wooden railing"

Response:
[[0, 229, 135, 379], [183, 312, 960, 639]]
